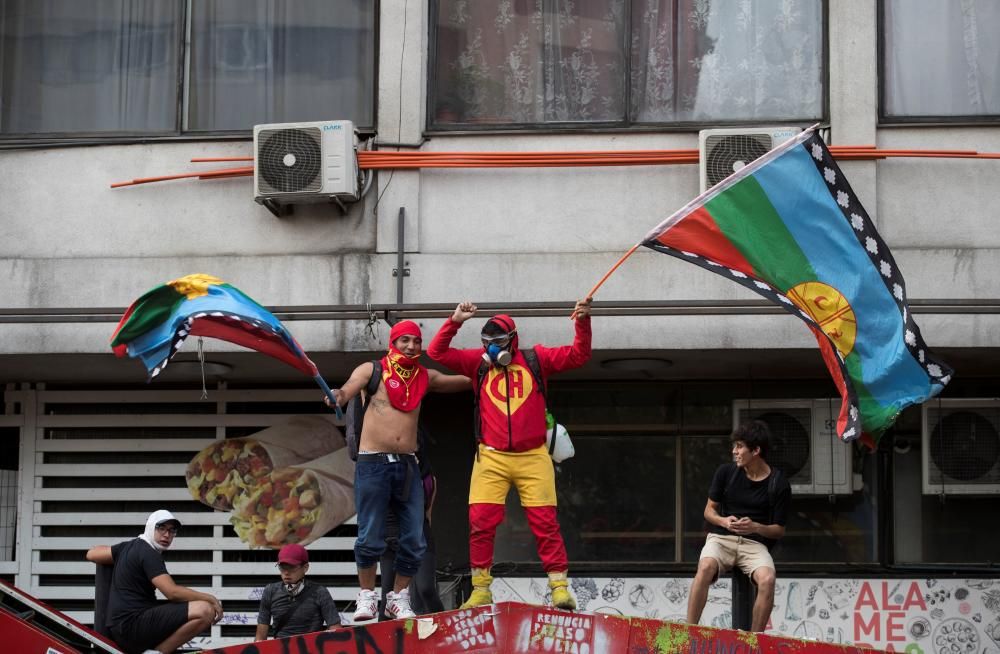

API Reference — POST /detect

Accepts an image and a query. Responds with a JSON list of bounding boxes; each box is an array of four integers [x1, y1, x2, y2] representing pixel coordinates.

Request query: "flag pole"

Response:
[[572, 242, 643, 318], [313, 374, 344, 420]]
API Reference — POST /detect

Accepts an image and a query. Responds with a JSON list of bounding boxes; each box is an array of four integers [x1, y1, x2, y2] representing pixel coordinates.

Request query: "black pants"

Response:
[[379, 512, 444, 618]]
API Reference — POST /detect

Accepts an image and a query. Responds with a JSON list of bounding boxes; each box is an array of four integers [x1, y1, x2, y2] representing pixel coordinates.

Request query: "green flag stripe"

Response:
[[844, 354, 899, 436], [111, 285, 185, 346], [704, 176, 817, 292]]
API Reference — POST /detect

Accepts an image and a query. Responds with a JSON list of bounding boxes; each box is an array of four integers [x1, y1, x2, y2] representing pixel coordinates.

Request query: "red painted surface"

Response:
[[0, 608, 82, 654], [0, 579, 121, 653], [201, 602, 889, 654]]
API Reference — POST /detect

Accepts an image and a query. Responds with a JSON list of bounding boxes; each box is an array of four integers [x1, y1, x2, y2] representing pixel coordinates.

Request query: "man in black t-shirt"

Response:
[[86, 510, 223, 654], [255, 543, 341, 640], [686, 421, 792, 632]]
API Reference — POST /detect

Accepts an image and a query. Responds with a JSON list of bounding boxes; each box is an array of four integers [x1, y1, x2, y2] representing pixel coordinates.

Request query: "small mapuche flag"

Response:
[[642, 129, 951, 445], [109, 273, 342, 419]]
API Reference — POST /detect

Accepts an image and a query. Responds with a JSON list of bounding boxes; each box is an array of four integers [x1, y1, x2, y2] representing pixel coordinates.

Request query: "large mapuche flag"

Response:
[[644, 129, 951, 444]]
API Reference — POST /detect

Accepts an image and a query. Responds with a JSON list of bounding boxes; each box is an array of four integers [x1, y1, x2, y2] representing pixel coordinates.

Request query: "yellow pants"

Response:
[[468, 443, 557, 506]]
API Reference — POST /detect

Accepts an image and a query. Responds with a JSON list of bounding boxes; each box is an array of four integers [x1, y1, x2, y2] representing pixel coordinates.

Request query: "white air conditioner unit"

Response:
[[253, 120, 359, 212], [733, 399, 853, 495], [699, 126, 802, 192], [922, 399, 1000, 495]]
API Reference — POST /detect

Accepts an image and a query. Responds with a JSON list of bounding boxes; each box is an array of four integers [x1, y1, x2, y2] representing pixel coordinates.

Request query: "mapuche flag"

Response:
[[111, 273, 319, 380], [643, 129, 951, 444]]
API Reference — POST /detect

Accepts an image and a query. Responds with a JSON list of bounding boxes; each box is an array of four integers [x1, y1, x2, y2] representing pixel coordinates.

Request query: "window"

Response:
[[0, 428, 17, 563], [892, 401, 1000, 564], [881, 0, 1000, 121], [430, 0, 824, 129], [429, 380, 875, 570], [0, 0, 375, 139]]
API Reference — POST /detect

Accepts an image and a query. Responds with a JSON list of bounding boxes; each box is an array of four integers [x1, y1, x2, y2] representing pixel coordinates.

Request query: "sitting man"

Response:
[[255, 543, 341, 639], [686, 421, 792, 632], [86, 509, 222, 654]]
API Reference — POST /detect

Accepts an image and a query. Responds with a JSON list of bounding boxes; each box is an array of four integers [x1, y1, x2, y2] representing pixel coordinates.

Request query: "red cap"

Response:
[[390, 320, 421, 342], [277, 543, 308, 566]]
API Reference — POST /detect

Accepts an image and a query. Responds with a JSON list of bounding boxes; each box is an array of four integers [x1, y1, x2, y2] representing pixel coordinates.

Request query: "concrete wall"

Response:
[[0, 0, 997, 365]]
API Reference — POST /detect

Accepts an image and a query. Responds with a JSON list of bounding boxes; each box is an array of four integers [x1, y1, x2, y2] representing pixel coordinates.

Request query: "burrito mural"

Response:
[[230, 449, 354, 547], [186, 415, 355, 547]]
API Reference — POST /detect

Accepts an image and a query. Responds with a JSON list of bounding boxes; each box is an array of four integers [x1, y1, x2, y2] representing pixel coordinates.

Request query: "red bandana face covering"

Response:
[[380, 321, 428, 412]]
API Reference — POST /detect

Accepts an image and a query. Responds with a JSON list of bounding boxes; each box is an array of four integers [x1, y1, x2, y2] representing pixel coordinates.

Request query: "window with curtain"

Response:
[[0, 0, 375, 138], [430, 0, 824, 128], [882, 0, 1000, 120]]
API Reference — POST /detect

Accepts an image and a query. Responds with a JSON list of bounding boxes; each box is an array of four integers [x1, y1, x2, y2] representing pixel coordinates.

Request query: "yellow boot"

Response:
[[548, 571, 576, 610], [460, 567, 494, 609]]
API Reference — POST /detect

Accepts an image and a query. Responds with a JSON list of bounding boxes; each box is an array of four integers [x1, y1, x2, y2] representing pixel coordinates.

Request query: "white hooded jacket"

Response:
[[138, 509, 180, 552]]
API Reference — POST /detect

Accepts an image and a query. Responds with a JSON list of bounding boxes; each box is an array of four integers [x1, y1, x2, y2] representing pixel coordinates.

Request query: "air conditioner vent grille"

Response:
[[745, 409, 811, 484], [734, 399, 852, 495], [926, 407, 1000, 487], [703, 134, 772, 188], [257, 127, 323, 194]]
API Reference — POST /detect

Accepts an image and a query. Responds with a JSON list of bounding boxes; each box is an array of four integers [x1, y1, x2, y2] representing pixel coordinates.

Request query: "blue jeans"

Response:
[[354, 456, 426, 578]]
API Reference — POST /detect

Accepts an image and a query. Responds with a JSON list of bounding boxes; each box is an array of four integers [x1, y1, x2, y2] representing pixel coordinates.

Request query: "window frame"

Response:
[[425, 0, 830, 134], [877, 0, 1000, 126], [0, 0, 378, 148]]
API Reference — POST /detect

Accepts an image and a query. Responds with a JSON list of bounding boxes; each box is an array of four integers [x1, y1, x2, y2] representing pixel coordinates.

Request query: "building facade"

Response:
[[1, 1, 998, 650]]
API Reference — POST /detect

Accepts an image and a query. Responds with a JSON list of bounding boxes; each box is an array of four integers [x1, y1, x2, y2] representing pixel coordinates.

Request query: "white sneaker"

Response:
[[352, 589, 379, 622], [384, 588, 416, 619]]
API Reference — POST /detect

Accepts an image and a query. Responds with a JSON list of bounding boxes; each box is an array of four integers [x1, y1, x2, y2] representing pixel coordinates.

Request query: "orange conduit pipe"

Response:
[[110, 147, 1000, 188]]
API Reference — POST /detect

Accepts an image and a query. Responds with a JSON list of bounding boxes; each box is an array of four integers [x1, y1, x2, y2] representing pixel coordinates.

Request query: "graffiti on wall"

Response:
[[498, 577, 1000, 653]]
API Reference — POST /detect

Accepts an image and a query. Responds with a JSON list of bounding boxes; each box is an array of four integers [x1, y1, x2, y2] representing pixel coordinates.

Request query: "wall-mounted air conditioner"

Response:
[[253, 120, 359, 214], [699, 126, 802, 192], [733, 399, 853, 495], [922, 399, 1000, 495]]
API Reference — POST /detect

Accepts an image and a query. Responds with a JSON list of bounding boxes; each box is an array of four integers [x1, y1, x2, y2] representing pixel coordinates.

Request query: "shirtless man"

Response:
[[329, 320, 468, 622]]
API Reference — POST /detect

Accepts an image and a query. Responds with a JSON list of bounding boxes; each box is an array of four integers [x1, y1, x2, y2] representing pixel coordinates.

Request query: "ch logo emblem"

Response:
[[485, 364, 534, 414]]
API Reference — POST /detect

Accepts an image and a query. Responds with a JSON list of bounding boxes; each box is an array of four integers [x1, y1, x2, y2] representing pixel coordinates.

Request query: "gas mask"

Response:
[[481, 332, 514, 367]]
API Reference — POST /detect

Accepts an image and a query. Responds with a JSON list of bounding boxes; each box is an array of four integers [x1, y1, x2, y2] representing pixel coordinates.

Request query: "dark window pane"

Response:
[[883, 0, 1000, 118], [431, 0, 823, 128], [681, 435, 732, 560], [432, 0, 627, 125], [492, 434, 676, 565], [682, 435, 875, 563], [188, 0, 375, 131], [0, 0, 181, 135], [893, 402, 1000, 563]]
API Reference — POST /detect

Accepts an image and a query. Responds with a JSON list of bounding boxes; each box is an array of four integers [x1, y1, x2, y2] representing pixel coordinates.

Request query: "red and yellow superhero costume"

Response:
[[427, 312, 590, 607]]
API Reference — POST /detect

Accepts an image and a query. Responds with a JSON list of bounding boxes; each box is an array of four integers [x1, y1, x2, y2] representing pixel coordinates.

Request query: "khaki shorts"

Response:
[[699, 533, 775, 582]]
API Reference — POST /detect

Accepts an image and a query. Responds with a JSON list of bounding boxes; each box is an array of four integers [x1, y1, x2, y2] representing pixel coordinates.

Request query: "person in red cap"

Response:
[[427, 298, 592, 610], [254, 543, 341, 640], [329, 320, 469, 622]]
